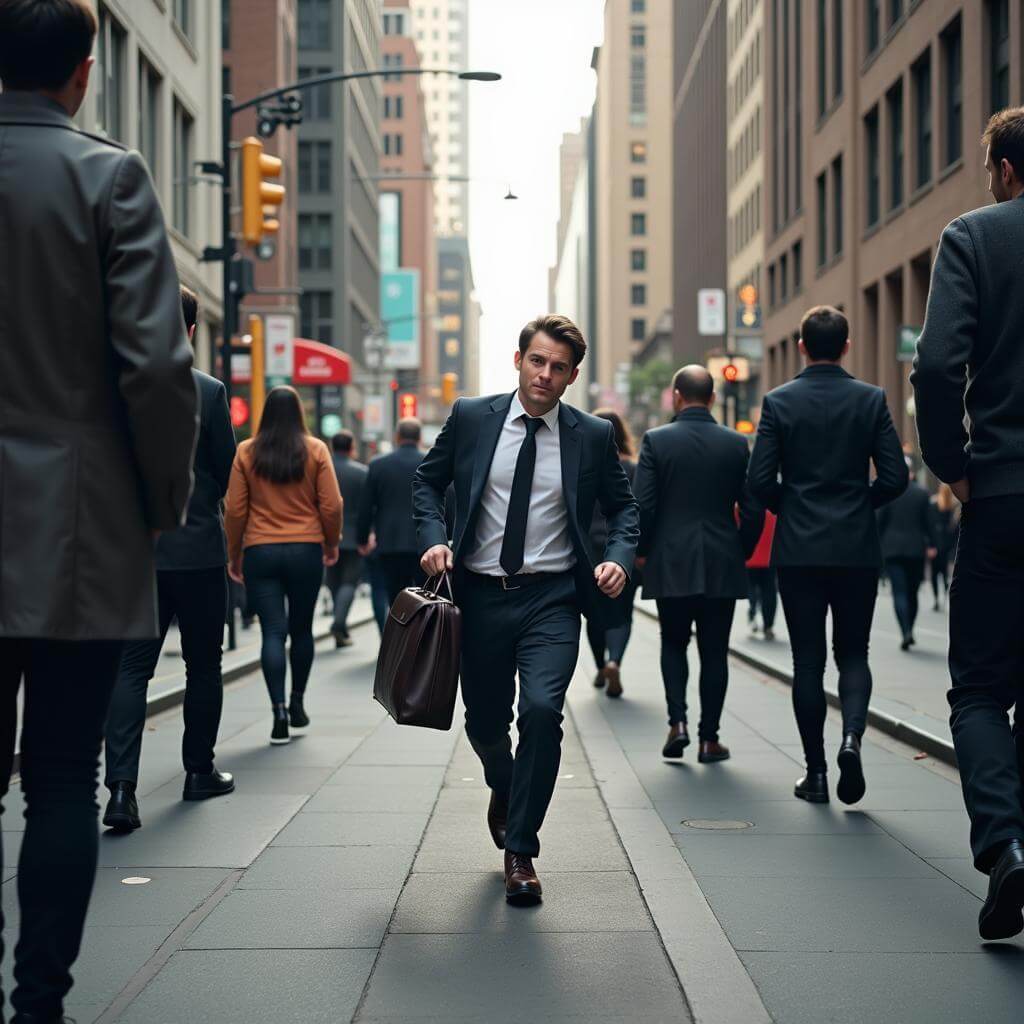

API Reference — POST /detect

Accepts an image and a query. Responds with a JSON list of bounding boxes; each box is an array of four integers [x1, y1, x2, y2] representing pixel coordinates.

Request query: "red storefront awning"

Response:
[[292, 338, 352, 386]]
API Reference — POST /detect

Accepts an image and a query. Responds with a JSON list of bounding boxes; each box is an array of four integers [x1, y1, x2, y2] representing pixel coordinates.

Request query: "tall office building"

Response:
[[593, 0, 674, 408], [84, 0, 223, 370]]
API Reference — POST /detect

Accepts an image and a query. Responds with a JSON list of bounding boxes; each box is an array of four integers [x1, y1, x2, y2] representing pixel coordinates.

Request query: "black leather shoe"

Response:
[[11, 1015, 78, 1023], [103, 781, 141, 832], [662, 723, 690, 759], [487, 790, 509, 850], [979, 839, 1024, 940], [794, 769, 829, 803], [289, 694, 310, 733], [183, 769, 235, 802], [836, 732, 866, 805], [504, 851, 542, 906], [271, 703, 290, 745]]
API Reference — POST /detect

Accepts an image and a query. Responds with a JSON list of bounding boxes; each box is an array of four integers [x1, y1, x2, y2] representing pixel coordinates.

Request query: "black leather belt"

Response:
[[464, 570, 570, 592]]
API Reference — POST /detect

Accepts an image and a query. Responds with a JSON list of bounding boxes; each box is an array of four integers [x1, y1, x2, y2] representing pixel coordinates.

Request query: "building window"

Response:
[[298, 0, 331, 49], [630, 54, 646, 123], [383, 12, 406, 35], [630, 141, 647, 163], [172, 99, 193, 237], [300, 291, 333, 344], [768, 263, 777, 308], [942, 17, 963, 167], [383, 134, 404, 157], [631, 176, 646, 198], [299, 66, 332, 120], [630, 213, 646, 236], [384, 96, 404, 119], [865, 106, 880, 228], [832, 154, 843, 256], [173, 0, 192, 38], [299, 213, 332, 271], [816, 171, 827, 266], [631, 248, 647, 271], [988, 0, 1010, 113], [96, 6, 126, 141], [816, 0, 827, 117], [913, 50, 932, 189], [631, 318, 646, 341], [793, 240, 803, 293], [887, 78, 903, 209], [780, 252, 789, 301], [631, 283, 646, 306], [866, 0, 880, 55], [298, 141, 331, 193], [138, 58, 161, 185], [221, 0, 230, 49], [832, 0, 843, 100], [631, 26, 646, 48], [630, 0, 645, 11]]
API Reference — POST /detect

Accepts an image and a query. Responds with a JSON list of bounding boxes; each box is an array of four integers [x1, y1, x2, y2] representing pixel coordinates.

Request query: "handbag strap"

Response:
[[424, 571, 455, 601]]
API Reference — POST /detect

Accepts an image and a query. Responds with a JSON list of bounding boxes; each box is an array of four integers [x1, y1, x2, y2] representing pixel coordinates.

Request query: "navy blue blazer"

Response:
[[412, 392, 639, 624]]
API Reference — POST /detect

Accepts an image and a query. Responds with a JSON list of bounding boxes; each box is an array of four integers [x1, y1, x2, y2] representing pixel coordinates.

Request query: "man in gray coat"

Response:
[[0, 2, 198, 1019]]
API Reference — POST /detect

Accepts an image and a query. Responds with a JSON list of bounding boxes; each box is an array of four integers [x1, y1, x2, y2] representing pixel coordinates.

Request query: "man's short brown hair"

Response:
[[0, 0, 97, 91], [518, 314, 587, 368], [983, 106, 1024, 181], [180, 285, 199, 335]]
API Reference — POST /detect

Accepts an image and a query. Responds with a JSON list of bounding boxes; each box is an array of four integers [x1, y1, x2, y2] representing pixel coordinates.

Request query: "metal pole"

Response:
[[220, 92, 235, 401]]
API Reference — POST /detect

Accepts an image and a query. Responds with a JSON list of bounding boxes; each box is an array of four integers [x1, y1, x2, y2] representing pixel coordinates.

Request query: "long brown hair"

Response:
[[251, 386, 309, 483], [594, 407, 634, 458]]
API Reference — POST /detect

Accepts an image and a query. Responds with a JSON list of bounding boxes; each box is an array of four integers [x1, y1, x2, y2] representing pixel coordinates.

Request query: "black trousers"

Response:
[[947, 496, 1024, 872], [886, 556, 925, 641], [458, 571, 580, 858], [379, 552, 423, 607], [747, 568, 778, 631], [655, 596, 735, 740], [777, 566, 879, 770], [325, 550, 363, 634], [1, 639, 122, 1022], [105, 567, 227, 785]]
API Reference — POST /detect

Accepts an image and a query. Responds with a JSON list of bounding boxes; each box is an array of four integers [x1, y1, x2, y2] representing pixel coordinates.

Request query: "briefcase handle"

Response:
[[423, 571, 455, 602]]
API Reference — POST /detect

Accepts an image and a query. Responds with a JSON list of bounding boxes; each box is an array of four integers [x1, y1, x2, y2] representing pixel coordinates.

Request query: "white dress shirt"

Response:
[[464, 392, 576, 576]]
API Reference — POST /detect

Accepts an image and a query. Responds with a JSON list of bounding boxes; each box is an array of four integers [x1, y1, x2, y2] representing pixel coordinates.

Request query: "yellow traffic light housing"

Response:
[[441, 372, 458, 405], [241, 137, 285, 245], [246, 314, 266, 431]]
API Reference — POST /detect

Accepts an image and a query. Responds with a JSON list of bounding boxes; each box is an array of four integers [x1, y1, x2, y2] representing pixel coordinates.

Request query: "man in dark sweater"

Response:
[[911, 107, 1024, 940]]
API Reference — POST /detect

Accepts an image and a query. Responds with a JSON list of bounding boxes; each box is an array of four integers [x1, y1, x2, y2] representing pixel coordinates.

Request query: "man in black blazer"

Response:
[[877, 473, 937, 650], [634, 366, 763, 763], [358, 419, 425, 605], [414, 315, 638, 906], [749, 305, 907, 806], [103, 287, 237, 831], [911, 109, 1024, 939], [328, 431, 368, 646]]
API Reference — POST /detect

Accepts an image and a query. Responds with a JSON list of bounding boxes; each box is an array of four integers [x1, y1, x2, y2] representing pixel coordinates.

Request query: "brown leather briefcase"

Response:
[[373, 573, 462, 730]]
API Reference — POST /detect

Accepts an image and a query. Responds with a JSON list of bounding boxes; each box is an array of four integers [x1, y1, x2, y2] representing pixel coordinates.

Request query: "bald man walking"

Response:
[[634, 367, 763, 762]]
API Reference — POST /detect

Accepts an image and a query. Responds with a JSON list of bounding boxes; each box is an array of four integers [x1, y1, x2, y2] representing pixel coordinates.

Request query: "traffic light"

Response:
[[441, 372, 458, 405], [722, 363, 740, 383], [399, 392, 418, 419], [241, 137, 285, 246]]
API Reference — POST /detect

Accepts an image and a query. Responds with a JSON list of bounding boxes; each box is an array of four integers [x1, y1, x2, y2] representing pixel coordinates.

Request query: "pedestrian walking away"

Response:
[[746, 510, 778, 640], [327, 430, 368, 648], [414, 314, 638, 906], [633, 365, 764, 764], [586, 409, 641, 699], [748, 305, 907, 807], [929, 483, 958, 611], [0, 2, 198, 1018], [103, 287, 237, 833], [224, 387, 342, 746], [911, 106, 1024, 941]]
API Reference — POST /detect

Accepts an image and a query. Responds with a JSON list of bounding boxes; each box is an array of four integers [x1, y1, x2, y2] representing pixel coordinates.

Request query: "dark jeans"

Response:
[[379, 551, 423, 607], [586, 574, 639, 667], [747, 568, 777, 631], [947, 496, 1024, 871], [930, 553, 951, 603], [458, 571, 580, 857], [777, 566, 879, 770], [886, 556, 925, 641], [105, 567, 226, 785], [655, 596, 736, 741], [366, 552, 390, 636], [325, 550, 363, 635], [1, 639, 122, 1022], [244, 542, 323, 705]]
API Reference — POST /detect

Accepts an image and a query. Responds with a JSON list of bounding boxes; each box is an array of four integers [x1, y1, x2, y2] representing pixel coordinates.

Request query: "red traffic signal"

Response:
[[230, 396, 250, 427], [399, 392, 418, 419], [722, 363, 740, 383]]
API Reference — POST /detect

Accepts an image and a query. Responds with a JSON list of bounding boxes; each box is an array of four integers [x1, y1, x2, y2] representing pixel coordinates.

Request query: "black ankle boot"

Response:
[[836, 732, 866, 805], [271, 703, 290, 745], [103, 781, 141, 832], [794, 768, 829, 803], [289, 693, 310, 732]]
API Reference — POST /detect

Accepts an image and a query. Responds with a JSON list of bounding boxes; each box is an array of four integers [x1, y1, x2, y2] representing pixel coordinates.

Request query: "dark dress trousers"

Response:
[[912, 198, 1024, 870], [105, 370, 236, 786], [877, 480, 935, 642], [327, 454, 369, 632], [634, 407, 764, 737], [413, 393, 638, 856], [0, 92, 197, 1023], [748, 364, 907, 770], [359, 442, 425, 604]]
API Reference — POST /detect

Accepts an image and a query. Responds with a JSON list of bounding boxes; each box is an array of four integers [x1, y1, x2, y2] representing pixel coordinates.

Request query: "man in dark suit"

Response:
[[0, 4, 197, 1018], [414, 315, 638, 906], [634, 366, 763, 764], [877, 471, 937, 651], [103, 286, 236, 830], [911, 108, 1024, 939], [358, 418, 425, 605], [749, 305, 907, 806], [328, 430, 368, 646]]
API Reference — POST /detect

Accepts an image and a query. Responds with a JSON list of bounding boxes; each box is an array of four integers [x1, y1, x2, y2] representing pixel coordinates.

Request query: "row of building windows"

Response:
[[814, 154, 844, 267], [815, 0, 844, 118], [298, 0, 331, 50], [630, 18, 647, 125], [728, 0, 761, 58], [729, 105, 762, 188], [383, 95, 405, 119], [770, 0, 804, 232], [382, 133, 404, 156], [767, 239, 803, 310], [729, 184, 762, 260], [728, 29, 762, 119]]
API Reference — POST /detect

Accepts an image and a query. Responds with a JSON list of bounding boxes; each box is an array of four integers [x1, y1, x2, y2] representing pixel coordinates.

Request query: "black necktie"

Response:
[[499, 416, 544, 576]]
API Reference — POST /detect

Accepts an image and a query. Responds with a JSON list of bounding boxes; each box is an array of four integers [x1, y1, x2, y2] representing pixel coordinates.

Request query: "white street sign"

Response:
[[265, 314, 295, 378], [697, 288, 726, 336], [363, 395, 386, 439]]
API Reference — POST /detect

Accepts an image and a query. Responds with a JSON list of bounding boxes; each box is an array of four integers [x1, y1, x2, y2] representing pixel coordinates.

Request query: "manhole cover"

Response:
[[681, 819, 754, 831]]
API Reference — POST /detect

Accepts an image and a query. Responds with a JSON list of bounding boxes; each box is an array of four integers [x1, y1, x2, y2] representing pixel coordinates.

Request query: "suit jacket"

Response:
[[359, 443, 424, 554], [634, 407, 764, 599], [412, 392, 639, 625], [877, 480, 936, 561], [747, 364, 908, 568], [333, 454, 368, 552], [0, 93, 196, 639], [156, 370, 235, 571], [912, 198, 1024, 498]]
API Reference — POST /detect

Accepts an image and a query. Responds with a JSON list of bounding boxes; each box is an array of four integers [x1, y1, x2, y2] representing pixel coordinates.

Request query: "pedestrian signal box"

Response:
[[399, 393, 418, 419], [241, 137, 285, 246], [722, 363, 740, 383]]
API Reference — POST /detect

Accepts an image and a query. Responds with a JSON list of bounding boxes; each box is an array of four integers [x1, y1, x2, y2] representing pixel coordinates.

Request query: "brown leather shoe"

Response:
[[594, 668, 606, 688], [662, 723, 690, 758], [487, 790, 509, 850], [605, 661, 623, 699], [504, 851, 542, 906], [698, 740, 731, 763]]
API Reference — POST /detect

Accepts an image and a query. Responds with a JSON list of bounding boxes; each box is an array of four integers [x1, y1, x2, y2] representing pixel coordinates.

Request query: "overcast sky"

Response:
[[467, 0, 605, 395]]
